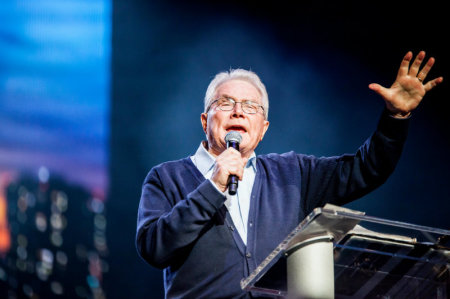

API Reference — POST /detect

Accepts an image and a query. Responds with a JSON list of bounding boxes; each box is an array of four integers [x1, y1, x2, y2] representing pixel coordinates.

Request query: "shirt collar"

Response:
[[193, 142, 257, 176]]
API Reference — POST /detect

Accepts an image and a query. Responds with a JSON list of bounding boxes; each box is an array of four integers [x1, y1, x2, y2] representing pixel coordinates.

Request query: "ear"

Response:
[[200, 113, 208, 134], [260, 120, 270, 141]]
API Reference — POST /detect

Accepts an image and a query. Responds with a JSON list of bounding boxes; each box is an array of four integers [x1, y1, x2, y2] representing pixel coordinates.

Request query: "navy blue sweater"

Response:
[[136, 110, 409, 298]]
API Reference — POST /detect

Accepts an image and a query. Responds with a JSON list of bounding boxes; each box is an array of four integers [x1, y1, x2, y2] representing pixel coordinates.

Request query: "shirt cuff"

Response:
[[208, 178, 226, 195]]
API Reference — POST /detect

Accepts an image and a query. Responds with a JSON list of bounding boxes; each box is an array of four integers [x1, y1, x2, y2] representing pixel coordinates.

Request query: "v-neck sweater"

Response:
[[136, 110, 409, 299]]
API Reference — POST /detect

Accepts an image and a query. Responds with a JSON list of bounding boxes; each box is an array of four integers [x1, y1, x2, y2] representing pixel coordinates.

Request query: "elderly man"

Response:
[[136, 51, 442, 298]]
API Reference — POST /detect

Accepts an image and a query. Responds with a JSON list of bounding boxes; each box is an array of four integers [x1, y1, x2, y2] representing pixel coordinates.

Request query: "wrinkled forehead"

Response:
[[213, 79, 263, 103]]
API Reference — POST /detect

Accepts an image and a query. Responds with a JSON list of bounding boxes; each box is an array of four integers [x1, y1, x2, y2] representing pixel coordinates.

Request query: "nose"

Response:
[[231, 102, 244, 117]]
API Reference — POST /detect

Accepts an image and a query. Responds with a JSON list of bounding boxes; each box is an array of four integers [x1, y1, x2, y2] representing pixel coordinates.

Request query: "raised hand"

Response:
[[369, 51, 443, 118]]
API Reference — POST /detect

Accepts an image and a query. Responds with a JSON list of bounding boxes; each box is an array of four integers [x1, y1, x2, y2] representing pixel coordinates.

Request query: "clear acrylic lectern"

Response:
[[241, 204, 450, 298]]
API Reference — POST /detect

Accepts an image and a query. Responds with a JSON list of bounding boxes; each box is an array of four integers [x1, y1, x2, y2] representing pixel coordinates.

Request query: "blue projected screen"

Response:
[[0, 0, 111, 297], [0, 0, 110, 195]]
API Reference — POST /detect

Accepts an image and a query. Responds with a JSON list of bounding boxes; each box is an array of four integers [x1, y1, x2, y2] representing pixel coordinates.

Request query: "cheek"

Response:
[[209, 115, 225, 132], [250, 124, 265, 141], [207, 117, 223, 139]]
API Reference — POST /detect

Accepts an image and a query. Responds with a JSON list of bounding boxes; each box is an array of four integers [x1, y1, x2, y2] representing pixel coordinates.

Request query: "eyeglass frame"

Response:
[[206, 95, 266, 118]]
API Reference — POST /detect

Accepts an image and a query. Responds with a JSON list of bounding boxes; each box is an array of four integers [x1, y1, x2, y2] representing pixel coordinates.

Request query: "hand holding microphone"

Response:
[[210, 131, 246, 194], [224, 131, 242, 195]]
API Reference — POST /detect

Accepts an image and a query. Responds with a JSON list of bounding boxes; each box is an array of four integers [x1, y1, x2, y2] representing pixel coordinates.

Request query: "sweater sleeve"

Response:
[[135, 167, 226, 269], [299, 109, 410, 215]]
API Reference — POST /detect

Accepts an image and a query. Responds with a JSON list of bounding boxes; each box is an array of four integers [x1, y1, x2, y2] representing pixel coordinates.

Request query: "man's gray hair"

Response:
[[204, 69, 269, 119]]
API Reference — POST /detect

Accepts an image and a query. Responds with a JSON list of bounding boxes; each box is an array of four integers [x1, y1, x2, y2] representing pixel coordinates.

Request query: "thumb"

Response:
[[368, 83, 390, 100]]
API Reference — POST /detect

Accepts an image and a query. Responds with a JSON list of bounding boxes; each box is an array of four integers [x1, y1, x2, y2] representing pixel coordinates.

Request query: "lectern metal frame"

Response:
[[240, 204, 450, 298]]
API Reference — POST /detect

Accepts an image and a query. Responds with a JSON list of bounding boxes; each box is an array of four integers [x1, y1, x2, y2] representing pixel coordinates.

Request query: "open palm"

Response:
[[369, 51, 443, 118]]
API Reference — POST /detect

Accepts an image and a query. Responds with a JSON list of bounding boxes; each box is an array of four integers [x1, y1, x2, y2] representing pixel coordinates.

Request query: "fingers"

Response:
[[371, 51, 442, 117], [397, 51, 413, 78], [217, 149, 244, 176], [408, 51, 426, 77], [398, 50, 440, 86], [211, 148, 247, 192], [416, 57, 435, 82], [222, 148, 247, 178], [231, 155, 247, 180], [424, 76, 444, 92]]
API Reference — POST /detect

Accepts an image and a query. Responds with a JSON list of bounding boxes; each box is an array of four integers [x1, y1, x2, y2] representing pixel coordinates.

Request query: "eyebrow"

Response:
[[220, 94, 259, 103]]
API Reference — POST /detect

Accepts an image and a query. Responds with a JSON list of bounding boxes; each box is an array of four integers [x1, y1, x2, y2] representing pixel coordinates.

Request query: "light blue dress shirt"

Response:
[[190, 143, 257, 245]]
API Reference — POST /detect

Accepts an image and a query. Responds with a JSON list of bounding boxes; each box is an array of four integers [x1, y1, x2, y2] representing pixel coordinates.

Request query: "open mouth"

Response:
[[226, 125, 247, 133]]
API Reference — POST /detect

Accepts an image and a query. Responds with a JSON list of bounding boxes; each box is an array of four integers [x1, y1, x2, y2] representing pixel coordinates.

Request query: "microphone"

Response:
[[224, 131, 242, 196]]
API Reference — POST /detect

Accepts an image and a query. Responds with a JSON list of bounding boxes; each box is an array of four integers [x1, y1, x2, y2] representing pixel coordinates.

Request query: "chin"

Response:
[[224, 130, 247, 136]]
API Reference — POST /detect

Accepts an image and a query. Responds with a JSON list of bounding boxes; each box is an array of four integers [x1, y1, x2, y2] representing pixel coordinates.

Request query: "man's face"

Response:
[[201, 79, 269, 158]]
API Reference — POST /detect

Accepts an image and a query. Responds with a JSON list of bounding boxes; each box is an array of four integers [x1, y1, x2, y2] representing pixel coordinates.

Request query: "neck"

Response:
[[203, 140, 253, 159]]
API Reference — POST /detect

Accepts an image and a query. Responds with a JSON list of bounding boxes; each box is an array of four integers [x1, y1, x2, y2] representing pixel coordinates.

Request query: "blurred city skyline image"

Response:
[[1, 0, 110, 298]]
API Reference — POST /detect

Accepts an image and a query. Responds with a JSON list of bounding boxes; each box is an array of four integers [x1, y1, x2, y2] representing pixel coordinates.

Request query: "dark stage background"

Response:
[[108, 1, 449, 298]]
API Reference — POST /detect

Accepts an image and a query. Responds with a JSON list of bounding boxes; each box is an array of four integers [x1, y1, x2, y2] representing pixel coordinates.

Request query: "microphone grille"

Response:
[[224, 131, 242, 143]]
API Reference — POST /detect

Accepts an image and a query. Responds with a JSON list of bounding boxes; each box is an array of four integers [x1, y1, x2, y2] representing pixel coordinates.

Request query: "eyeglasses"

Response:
[[206, 96, 265, 116]]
